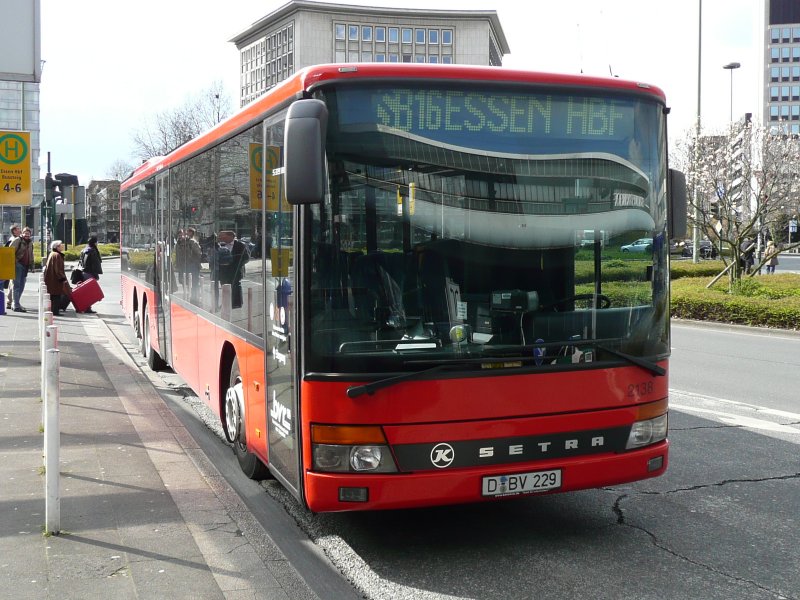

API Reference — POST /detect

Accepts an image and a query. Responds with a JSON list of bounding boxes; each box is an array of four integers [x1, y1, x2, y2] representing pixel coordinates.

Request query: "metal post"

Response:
[[692, 0, 703, 264], [41, 316, 55, 463], [44, 341, 60, 535]]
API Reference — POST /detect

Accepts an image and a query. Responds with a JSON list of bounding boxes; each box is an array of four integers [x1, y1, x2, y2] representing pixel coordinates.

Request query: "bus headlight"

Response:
[[312, 444, 397, 472], [351, 445, 384, 471], [311, 424, 398, 473], [626, 413, 668, 449]]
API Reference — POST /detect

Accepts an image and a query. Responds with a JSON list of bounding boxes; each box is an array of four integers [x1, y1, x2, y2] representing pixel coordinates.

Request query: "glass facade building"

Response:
[[765, 0, 800, 133]]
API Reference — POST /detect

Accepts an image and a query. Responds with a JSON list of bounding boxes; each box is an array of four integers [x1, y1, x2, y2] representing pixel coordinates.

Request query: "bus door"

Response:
[[262, 120, 301, 498], [155, 173, 172, 362]]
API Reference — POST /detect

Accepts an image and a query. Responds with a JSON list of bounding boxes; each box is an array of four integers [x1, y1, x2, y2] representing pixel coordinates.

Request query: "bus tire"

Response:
[[142, 309, 168, 371], [226, 358, 269, 480]]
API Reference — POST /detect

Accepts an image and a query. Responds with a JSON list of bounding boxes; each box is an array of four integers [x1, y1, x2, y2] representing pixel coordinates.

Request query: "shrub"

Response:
[[671, 275, 800, 330]]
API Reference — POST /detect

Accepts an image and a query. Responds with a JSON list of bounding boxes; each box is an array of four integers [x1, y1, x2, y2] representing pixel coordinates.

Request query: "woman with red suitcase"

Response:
[[43, 240, 71, 316]]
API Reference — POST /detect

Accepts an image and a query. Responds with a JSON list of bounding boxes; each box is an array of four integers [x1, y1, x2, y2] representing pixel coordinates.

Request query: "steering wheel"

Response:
[[546, 293, 611, 311]]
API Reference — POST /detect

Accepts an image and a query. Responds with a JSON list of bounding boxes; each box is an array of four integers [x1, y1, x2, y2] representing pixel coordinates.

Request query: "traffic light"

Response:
[[710, 201, 719, 219]]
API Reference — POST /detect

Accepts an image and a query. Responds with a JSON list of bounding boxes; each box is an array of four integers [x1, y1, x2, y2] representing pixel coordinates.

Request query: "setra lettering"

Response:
[[478, 436, 606, 459]]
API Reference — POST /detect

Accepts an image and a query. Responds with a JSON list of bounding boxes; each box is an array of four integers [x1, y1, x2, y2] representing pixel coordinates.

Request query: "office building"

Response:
[[230, 0, 509, 107], [0, 0, 42, 232], [764, 0, 800, 133]]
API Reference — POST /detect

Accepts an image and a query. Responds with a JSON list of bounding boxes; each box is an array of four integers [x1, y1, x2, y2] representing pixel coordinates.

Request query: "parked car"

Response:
[[681, 239, 718, 259], [620, 238, 653, 253], [669, 239, 686, 255]]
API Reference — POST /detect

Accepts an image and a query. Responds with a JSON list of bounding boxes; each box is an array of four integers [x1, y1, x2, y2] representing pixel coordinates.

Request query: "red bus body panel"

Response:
[[300, 364, 668, 512]]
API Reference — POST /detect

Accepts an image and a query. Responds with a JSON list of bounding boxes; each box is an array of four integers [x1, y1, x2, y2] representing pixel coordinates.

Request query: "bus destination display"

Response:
[[337, 87, 637, 149]]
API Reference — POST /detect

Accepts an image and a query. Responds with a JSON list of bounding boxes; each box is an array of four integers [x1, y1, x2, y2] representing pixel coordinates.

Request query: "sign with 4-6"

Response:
[[0, 130, 32, 206]]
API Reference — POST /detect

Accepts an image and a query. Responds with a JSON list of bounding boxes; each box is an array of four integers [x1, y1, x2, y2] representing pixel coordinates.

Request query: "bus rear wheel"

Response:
[[225, 358, 269, 480], [141, 309, 167, 371]]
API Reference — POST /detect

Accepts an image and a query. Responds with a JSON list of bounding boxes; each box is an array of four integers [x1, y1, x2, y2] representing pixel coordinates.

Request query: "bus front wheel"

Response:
[[225, 358, 269, 480]]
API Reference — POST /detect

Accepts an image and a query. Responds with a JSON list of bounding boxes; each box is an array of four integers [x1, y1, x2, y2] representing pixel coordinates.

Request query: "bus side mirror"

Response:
[[284, 99, 328, 205], [668, 168, 687, 239]]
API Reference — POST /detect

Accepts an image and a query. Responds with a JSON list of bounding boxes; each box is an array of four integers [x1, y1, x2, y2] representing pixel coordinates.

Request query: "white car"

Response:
[[620, 238, 653, 253]]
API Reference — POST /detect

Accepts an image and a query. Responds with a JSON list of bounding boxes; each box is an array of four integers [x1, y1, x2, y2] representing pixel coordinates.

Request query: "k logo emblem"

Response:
[[430, 443, 455, 468]]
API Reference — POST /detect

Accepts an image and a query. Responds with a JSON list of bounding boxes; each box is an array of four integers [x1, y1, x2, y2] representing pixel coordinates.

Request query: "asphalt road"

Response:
[[100, 258, 800, 600]]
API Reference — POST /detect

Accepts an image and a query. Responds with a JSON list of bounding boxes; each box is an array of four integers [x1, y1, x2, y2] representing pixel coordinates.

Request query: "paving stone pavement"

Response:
[[0, 278, 319, 600]]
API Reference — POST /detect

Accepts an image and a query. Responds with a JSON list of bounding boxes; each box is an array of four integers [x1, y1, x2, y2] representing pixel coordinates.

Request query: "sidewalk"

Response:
[[0, 279, 318, 599]]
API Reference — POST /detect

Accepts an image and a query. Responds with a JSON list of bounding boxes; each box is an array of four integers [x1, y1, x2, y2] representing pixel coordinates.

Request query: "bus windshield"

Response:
[[307, 82, 669, 374]]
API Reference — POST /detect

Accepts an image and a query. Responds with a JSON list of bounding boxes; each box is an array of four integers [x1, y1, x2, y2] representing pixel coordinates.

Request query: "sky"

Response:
[[38, 0, 760, 184]]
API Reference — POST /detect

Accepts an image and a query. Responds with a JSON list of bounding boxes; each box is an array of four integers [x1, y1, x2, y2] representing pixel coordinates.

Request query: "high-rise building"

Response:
[[0, 0, 42, 232], [230, 0, 509, 107], [764, 0, 800, 133]]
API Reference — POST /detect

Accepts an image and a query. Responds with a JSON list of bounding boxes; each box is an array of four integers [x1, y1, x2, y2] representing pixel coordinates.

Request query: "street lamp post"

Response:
[[692, 0, 703, 264], [723, 62, 741, 124]]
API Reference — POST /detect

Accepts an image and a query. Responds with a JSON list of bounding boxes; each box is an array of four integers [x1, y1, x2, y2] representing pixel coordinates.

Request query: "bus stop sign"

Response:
[[0, 131, 32, 206]]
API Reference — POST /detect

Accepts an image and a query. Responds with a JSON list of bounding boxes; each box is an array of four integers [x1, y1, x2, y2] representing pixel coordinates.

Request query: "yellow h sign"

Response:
[[0, 131, 32, 206]]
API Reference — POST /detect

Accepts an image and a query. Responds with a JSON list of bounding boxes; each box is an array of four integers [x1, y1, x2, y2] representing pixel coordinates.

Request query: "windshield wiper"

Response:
[[593, 344, 665, 376], [346, 356, 532, 398], [346, 363, 457, 398]]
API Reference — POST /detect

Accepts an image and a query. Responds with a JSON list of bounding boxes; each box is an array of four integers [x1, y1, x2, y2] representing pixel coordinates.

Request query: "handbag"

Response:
[[70, 268, 84, 284]]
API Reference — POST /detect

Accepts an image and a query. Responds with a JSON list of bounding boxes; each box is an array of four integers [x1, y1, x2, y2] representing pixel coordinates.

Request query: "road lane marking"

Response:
[[670, 403, 800, 434], [669, 389, 800, 435]]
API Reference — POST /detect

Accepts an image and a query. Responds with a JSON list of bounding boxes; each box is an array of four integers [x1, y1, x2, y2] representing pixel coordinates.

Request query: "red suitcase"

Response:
[[71, 277, 104, 312]]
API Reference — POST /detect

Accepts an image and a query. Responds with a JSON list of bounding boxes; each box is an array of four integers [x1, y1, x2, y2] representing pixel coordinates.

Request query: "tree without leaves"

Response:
[[131, 81, 232, 161], [673, 120, 800, 289], [106, 159, 135, 182]]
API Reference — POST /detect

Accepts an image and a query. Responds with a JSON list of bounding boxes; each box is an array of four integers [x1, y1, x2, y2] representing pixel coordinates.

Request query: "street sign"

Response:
[[0, 131, 33, 206], [0, 130, 32, 206], [0, 247, 14, 280], [790, 219, 797, 233]]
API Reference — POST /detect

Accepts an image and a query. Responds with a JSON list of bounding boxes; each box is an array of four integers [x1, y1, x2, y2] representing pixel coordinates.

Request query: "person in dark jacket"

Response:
[[216, 230, 249, 310], [8, 226, 34, 312], [80, 236, 103, 280], [43, 240, 70, 316]]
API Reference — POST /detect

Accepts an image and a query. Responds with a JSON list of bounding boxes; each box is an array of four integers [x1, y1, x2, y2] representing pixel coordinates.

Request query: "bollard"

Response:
[[41, 321, 56, 465], [38, 276, 48, 340], [39, 306, 53, 358], [44, 344, 61, 535]]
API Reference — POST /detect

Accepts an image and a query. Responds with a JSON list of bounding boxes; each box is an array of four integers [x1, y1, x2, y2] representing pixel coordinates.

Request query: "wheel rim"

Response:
[[143, 312, 150, 356], [225, 378, 244, 444]]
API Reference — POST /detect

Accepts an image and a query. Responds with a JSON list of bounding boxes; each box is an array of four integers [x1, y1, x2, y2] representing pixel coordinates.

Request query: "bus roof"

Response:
[[122, 63, 666, 190]]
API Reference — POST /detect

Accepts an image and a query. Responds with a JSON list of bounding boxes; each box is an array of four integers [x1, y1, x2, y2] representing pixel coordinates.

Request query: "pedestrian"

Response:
[[216, 230, 249, 310], [80, 236, 103, 281], [2, 224, 20, 310], [174, 227, 201, 300], [765, 240, 779, 274], [740, 237, 755, 274], [43, 240, 71, 316], [8, 226, 34, 312]]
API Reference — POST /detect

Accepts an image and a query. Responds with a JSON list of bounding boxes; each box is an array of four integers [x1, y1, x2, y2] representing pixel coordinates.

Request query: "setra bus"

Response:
[[120, 63, 686, 512]]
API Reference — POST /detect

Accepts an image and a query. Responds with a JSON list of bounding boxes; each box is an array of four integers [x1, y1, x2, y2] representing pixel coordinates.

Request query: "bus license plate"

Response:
[[482, 469, 562, 497]]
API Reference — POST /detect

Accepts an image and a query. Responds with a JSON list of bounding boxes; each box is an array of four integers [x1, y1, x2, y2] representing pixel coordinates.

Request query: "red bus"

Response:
[[120, 63, 686, 512]]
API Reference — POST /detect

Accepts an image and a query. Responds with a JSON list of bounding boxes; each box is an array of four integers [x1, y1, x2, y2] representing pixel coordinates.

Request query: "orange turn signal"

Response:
[[311, 424, 387, 445], [635, 398, 668, 421]]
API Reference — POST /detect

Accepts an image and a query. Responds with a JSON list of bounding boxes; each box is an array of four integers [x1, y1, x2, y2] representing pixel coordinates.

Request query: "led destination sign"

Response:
[[336, 87, 638, 149]]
